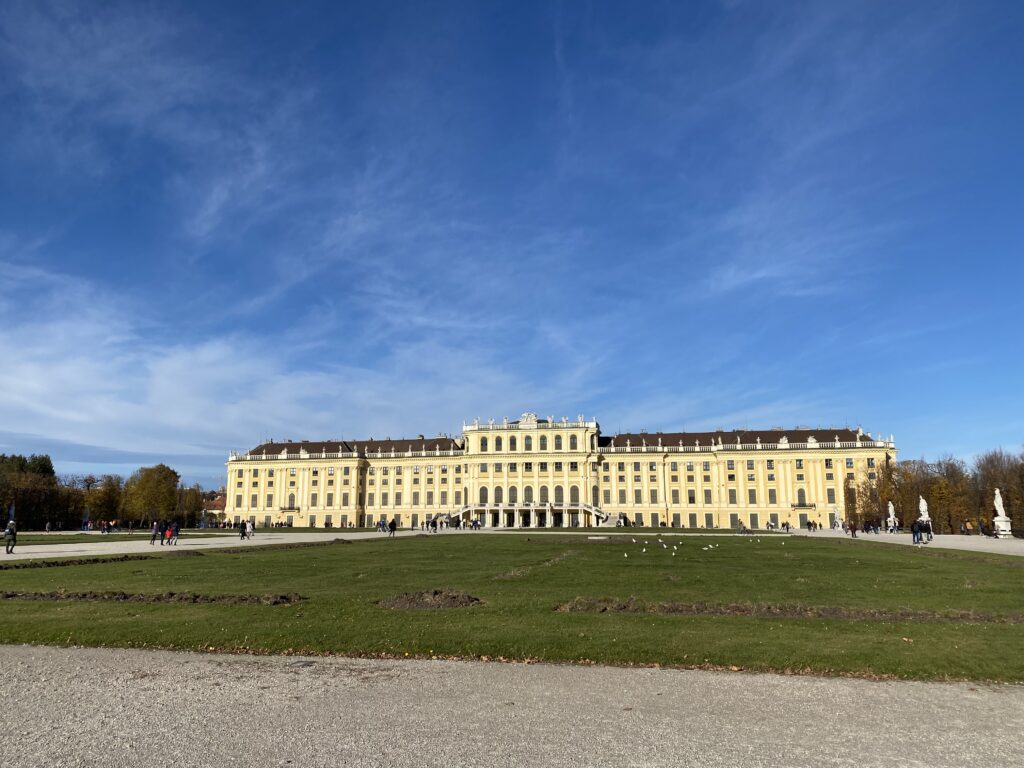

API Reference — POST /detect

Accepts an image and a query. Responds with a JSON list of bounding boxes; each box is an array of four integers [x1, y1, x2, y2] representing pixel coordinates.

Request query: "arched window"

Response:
[[509, 486, 518, 504], [592, 485, 599, 506], [480, 437, 488, 452], [495, 436, 502, 452], [539, 485, 549, 504], [495, 486, 504, 504], [554, 435, 563, 450], [569, 435, 578, 450], [524, 486, 534, 503], [509, 436, 517, 451], [479, 487, 488, 504], [570, 486, 579, 504], [540, 436, 548, 451], [524, 436, 533, 451], [797, 488, 807, 506], [288, 493, 295, 509], [555, 486, 565, 504]]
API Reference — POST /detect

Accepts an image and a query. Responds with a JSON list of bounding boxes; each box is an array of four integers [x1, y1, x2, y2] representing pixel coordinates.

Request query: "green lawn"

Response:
[[1, 534, 1021, 681]]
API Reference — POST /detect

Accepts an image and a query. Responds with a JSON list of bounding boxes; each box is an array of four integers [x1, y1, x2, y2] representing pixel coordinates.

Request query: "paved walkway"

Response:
[[4, 526, 1024, 561], [2, 645, 1021, 768]]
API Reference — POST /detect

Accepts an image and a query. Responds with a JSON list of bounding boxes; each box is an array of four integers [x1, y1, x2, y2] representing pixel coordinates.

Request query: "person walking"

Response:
[[171, 521, 180, 545], [150, 521, 159, 545], [388, 518, 397, 537], [4, 521, 16, 555]]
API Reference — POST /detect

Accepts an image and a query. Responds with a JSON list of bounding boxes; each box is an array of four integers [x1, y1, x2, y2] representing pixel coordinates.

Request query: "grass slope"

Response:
[[1, 534, 1021, 680]]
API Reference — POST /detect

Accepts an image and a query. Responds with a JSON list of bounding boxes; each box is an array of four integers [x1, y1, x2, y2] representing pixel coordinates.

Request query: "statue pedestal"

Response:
[[993, 517, 1013, 539]]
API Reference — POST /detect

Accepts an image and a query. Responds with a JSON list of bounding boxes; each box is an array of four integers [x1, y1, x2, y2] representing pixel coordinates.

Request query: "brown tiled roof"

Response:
[[600, 428, 866, 447], [247, 437, 461, 455]]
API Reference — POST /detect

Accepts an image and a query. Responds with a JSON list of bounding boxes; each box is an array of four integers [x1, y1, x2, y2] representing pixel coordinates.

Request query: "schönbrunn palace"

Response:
[[225, 413, 897, 530]]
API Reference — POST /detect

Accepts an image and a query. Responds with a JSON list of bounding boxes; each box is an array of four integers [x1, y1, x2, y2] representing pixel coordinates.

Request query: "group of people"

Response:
[[910, 518, 934, 544], [239, 520, 255, 539], [149, 521, 181, 546]]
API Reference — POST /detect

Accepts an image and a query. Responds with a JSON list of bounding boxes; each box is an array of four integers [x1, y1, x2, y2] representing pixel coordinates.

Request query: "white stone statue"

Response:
[[993, 488, 1012, 539], [918, 495, 930, 521]]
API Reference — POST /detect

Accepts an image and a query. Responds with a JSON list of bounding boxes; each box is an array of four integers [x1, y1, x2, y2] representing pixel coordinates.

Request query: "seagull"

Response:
[[702, 547, 708, 551], [661, 543, 668, 549], [642, 548, 647, 553], [673, 545, 678, 550], [672, 552, 676, 557], [632, 538, 636, 543], [624, 553, 628, 558]]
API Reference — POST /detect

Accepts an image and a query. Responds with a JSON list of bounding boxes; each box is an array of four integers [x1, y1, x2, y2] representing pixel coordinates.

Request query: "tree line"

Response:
[[846, 449, 1024, 533], [0, 454, 213, 530]]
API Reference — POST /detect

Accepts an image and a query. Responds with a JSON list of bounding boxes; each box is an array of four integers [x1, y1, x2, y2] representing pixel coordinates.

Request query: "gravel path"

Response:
[[2, 645, 1021, 767]]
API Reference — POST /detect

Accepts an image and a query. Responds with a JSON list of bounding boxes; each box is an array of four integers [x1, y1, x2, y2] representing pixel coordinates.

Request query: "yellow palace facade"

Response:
[[224, 413, 896, 530]]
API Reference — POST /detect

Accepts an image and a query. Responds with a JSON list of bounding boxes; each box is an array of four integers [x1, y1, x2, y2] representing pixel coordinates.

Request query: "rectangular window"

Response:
[[649, 475, 657, 483], [727, 473, 735, 481], [703, 489, 712, 504], [268, 469, 274, 478], [670, 462, 678, 471], [634, 489, 642, 504], [394, 492, 402, 506], [768, 489, 777, 505], [746, 460, 754, 470], [343, 466, 350, 476], [266, 493, 273, 507], [687, 475, 694, 482], [767, 473, 775, 481], [687, 489, 695, 504], [524, 462, 533, 471], [826, 472, 834, 481], [381, 493, 389, 507], [748, 489, 756, 505], [650, 489, 658, 504], [603, 490, 611, 504], [618, 489, 626, 504], [326, 492, 334, 507], [509, 462, 517, 472], [235, 494, 242, 507], [618, 463, 625, 471], [796, 474, 804, 481], [328, 467, 334, 475], [342, 492, 349, 507], [236, 469, 243, 478], [454, 491, 461, 504], [827, 488, 836, 504], [310, 493, 318, 507], [795, 459, 804, 470], [540, 462, 548, 471], [671, 489, 679, 505], [649, 462, 656, 471], [425, 491, 433, 505], [728, 489, 737, 505], [825, 459, 833, 469], [867, 458, 876, 468], [289, 468, 296, 476], [633, 462, 640, 471], [312, 469, 319, 477], [250, 493, 257, 507], [412, 492, 420, 506], [846, 458, 855, 468], [747, 474, 755, 482], [766, 460, 774, 470], [868, 472, 877, 480], [480, 463, 487, 472], [569, 462, 578, 471], [440, 491, 447, 505], [702, 461, 710, 472], [494, 462, 502, 472], [603, 462, 609, 470], [252, 468, 259, 478], [554, 462, 563, 471], [727, 460, 735, 470]]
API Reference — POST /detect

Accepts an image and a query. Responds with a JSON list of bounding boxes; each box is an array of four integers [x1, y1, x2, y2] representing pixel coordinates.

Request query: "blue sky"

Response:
[[1, 0, 1022, 488]]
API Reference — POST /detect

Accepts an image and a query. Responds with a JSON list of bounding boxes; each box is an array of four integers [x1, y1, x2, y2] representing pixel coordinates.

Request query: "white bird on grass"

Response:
[[673, 545, 678, 550], [702, 547, 709, 551], [642, 548, 647, 553], [624, 553, 628, 558], [632, 538, 637, 543]]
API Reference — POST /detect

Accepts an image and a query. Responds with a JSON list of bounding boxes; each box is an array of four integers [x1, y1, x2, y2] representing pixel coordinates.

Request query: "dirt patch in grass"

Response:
[[0, 554, 160, 571], [556, 597, 1024, 624], [0, 590, 303, 606], [377, 590, 482, 610], [219, 538, 351, 555], [495, 549, 579, 580]]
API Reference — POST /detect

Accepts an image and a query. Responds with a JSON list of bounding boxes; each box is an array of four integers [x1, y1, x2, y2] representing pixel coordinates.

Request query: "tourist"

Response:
[[150, 521, 159, 545], [3, 521, 16, 555], [171, 521, 180, 545], [388, 518, 397, 537]]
